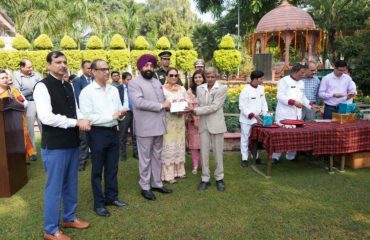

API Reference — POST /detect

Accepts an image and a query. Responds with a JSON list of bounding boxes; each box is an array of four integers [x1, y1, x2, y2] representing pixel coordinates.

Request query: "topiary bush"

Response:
[[155, 36, 170, 50], [178, 37, 193, 50], [86, 35, 104, 49], [33, 34, 53, 50], [63, 50, 82, 72], [0, 39, 5, 48], [176, 50, 197, 72], [82, 50, 107, 62], [218, 35, 236, 50], [107, 50, 130, 71], [27, 50, 49, 74], [134, 36, 150, 50], [60, 35, 78, 50], [109, 34, 126, 49], [0, 51, 8, 69], [11, 35, 31, 50], [6, 51, 32, 70]]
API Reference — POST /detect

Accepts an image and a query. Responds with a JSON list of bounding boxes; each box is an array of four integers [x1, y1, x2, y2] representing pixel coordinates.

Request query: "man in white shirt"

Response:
[[79, 59, 128, 217], [34, 51, 91, 240], [239, 70, 268, 167], [272, 63, 320, 164]]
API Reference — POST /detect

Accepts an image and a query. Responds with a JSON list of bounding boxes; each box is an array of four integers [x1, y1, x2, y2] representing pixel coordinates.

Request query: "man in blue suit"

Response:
[[73, 60, 92, 171]]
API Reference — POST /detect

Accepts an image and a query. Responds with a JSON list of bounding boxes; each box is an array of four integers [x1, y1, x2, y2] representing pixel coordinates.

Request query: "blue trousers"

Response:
[[42, 147, 79, 235], [87, 127, 119, 208], [324, 104, 339, 119]]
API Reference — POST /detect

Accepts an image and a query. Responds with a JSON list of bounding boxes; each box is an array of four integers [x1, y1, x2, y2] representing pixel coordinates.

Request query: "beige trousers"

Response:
[[200, 131, 224, 182]]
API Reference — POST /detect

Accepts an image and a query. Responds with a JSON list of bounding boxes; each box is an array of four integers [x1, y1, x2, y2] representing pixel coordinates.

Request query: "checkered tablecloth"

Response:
[[249, 120, 370, 160]]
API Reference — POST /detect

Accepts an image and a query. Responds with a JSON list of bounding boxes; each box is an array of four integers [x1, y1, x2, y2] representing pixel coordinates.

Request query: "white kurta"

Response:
[[239, 84, 268, 125], [275, 75, 311, 122], [238, 84, 268, 161]]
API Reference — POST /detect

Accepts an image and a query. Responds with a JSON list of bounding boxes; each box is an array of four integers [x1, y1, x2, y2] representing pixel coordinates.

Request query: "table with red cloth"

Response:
[[248, 120, 370, 177]]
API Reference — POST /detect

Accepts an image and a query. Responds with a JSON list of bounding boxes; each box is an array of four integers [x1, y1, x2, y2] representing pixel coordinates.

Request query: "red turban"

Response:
[[136, 54, 157, 70]]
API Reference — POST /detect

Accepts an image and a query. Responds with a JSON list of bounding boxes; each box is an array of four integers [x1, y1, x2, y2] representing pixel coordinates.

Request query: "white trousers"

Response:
[[240, 123, 259, 161], [272, 151, 297, 161]]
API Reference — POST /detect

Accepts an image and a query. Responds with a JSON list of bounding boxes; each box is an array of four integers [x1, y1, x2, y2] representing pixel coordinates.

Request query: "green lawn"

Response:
[[1, 139, 370, 239]]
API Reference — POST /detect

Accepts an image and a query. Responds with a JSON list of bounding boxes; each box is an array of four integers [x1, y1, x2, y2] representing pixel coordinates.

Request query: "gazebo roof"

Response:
[[256, 0, 316, 33]]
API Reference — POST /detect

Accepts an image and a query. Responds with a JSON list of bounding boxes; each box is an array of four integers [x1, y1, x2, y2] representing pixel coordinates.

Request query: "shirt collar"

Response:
[[201, 81, 219, 91], [249, 83, 258, 89], [20, 71, 35, 78], [92, 80, 111, 90]]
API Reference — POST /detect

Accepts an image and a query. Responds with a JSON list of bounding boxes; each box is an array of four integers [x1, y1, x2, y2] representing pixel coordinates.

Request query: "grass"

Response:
[[1, 137, 370, 239]]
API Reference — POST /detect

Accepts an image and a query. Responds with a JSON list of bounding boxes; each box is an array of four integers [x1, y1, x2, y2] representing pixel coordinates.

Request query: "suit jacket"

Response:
[[195, 82, 227, 134], [128, 75, 167, 137], [73, 75, 90, 106]]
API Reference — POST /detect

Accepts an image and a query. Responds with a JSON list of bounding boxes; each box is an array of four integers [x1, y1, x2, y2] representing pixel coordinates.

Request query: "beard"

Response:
[[141, 70, 154, 79]]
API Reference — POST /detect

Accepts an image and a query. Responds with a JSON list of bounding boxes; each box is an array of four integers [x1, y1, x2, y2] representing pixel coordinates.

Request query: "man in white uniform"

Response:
[[239, 70, 268, 167], [272, 63, 319, 164]]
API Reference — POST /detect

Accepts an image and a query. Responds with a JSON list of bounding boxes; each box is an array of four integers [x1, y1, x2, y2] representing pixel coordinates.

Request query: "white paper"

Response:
[[170, 101, 188, 113]]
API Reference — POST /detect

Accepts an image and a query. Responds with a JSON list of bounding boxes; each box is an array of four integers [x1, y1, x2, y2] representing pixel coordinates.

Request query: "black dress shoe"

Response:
[[106, 200, 128, 207], [216, 180, 225, 192], [141, 190, 156, 201], [29, 155, 37, 161], [241, 160, 248, 167], [256, 158, 262, 165], [95, 207, 110, 217], [151, 187, 173, 194], [198, 181, 210, 191]]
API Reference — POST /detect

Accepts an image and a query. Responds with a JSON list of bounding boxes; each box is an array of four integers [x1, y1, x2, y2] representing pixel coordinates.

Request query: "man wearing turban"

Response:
[[128, 54, 173, 201]]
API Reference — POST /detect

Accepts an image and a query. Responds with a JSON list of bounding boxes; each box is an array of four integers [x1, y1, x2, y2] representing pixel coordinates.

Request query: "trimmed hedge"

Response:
[[134, 36, 150, 50], [33, 34, 53, 50], [60, 35, 78, 50], [12, 35, 31, 50], [218, 35, 236, 50], [107, 50, 130, 71], [155, 36, 170, 50], [82, 50, 107, 62], [86, 36, 104, 49], [178, 37, 193, 50], [63, 50, 82, 72], [109, 34, 126, 49], [176, 50, 197, 72], [213, 49, 241, 73], [0, 39, 5, 48]]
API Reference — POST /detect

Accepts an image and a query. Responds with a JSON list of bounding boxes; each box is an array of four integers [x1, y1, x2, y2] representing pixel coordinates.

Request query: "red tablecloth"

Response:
[[249, 120, 370, 160]]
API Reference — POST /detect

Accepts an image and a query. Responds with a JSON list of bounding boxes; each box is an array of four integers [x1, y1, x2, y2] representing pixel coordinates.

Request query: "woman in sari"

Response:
[[0, 70, 35, 161]]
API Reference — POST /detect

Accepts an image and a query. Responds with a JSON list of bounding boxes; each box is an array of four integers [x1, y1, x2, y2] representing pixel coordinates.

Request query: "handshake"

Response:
[[76, 119, 92, 131]]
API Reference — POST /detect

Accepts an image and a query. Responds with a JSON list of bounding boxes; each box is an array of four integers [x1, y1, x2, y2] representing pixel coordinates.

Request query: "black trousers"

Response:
[[118, 111, 138, 159], [87, 126, 119, 208], [78, 130, 89, 166]]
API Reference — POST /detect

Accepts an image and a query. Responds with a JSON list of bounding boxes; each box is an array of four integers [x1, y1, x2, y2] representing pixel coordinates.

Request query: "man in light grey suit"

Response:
[[193, 67, 227, 192], [128, 54, 173, 201]]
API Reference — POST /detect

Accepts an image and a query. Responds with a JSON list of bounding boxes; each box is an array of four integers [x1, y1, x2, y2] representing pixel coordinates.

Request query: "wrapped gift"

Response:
[[260, 114, 273, 126], [338, 103, 357, 113], [332, 112, 356, 124]]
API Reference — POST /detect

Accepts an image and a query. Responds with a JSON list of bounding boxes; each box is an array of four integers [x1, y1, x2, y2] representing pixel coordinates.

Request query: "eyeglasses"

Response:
[[168, 74, 178, 78], [94, 68, 110, 72]]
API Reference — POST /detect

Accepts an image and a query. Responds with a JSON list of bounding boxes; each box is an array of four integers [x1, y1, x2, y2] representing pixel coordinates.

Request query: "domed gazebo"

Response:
[[249, 0, 323, 66]]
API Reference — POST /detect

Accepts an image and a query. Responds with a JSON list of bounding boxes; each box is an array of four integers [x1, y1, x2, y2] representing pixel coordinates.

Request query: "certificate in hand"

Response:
[[170, 101, 188, 113]]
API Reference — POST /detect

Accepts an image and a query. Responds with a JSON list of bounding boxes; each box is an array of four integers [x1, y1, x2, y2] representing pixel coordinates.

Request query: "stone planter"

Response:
[[224, 132, 241, 151]]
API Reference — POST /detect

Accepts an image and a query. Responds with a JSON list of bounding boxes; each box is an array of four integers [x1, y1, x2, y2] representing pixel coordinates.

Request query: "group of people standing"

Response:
[[238, 60, 356, 166]]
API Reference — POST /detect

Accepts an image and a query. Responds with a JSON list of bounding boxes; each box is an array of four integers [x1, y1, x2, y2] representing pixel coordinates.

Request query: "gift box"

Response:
[[332, 112, 356, 124], [260, 115, 273, 126], [338, 103, 356, 114]]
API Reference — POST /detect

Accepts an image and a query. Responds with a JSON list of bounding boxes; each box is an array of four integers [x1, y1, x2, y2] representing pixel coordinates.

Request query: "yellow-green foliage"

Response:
[[176, 50, 197, 72], [213, 49, 241, 73], [27, 51, 49, 74], [239, 53, 254, 76], [11, 35, 31, 50], [63, 50, 82, 72], [33, 34, 53, 50], [0, 39, 5, 48], [219, 35, 236, 50], [6, 51, 32, 70], [154, 50, 176, 68], [86, 36, 104, 49], [82, 50, 107, 62], [109, 34, 126, 49], [0, 51, 8, 69], [155, 37, 170, 50], [60, 35, 78, 50], [130, 50, 155, 74], [134, 36, 150, 50], [178, 37, 193, 50], [107, 50, 130, 71]]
